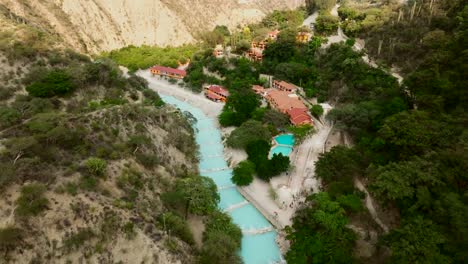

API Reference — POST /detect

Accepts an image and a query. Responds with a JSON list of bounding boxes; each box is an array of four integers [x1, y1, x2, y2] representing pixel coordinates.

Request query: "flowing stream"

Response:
[[160, 95, 283, 264]]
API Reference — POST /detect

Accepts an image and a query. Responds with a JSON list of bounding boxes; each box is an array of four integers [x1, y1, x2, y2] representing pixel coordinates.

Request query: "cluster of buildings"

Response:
[[252, 80, 313, 126], [244, 29, 313, 62]]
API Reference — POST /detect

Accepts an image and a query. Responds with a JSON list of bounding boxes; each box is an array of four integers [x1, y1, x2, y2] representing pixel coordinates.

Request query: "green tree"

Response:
[[315, 14, 339, 35], [227, 120, 272, 149], [306, 0, 337, 13], [270, 153, 290, 176], [385, 216, 451, 263], [262, 109, 290, 128], [378, 110, 451, 158], [310, 104, 324, 118], [16, 183, 49, 217], [231, 160, 255, 186], [165, 176, 220, 218], [200, 211, 242, 264], [220, 90, 260, 127], [26, 69, 75, 97], [285, 192, 356, 264], [0, 107, 21, 128], [315, 146, 362, 185], [200, 231, 242, 264]]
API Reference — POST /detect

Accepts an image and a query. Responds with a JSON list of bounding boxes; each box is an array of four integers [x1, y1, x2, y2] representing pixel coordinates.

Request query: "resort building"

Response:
[[264, 89, 313, 126], [287, 108, 313, 126], [246, 48, 264, 62], [213, 44, 224, 58], [267, 29, 281, 41], [204, 85, 230, 102], [252, 85, 265, 95], [296, 31, 312, 43], [150, 65, 186, 79], [265, 90, 307, 113], [273, 80, 298, 93]]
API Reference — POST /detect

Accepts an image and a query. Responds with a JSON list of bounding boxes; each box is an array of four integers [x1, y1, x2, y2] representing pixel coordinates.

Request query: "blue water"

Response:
[[270, 134, 295, 158], [270, 145, 293, 157], [160, 95, 282, 264], [275, 134, 295, 146]]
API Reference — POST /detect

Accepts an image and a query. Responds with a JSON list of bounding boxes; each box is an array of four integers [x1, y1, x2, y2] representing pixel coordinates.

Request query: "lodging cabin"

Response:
[[296, 32, 312, 43], [204, 85, 230, 102], [264, 89, 313, 126], [213, 44, 224, 58], [150, 65, 186, 79], [287, 108, 313, 126], [273, 80, 298, 93], [252, 85, 265, 95], [267, 29, 280, 41]]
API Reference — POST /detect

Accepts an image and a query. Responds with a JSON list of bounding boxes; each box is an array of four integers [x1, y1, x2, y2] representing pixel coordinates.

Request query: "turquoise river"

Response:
[[161, 95, 283, 264]]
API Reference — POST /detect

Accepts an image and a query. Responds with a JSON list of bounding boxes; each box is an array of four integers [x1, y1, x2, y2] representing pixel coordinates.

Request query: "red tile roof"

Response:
[[287, 108, 313, 126], [252, 85, 265, 94], [275, 80, 297, 91], [266, 90, 307, 112], [205, 92, 224, 101], [206, 85, 230, 97], [150, 65, 186, 77]]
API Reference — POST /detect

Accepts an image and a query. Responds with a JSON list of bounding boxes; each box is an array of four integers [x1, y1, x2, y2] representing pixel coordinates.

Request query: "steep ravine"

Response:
[[0, 0, 304, 53]]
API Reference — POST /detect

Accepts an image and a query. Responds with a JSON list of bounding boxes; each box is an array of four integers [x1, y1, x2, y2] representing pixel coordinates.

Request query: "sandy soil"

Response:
[[136, 70, 224, 119], [187, 215, 205, 249]]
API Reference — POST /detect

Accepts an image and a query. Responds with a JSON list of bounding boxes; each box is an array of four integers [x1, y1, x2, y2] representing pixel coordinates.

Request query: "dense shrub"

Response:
[[159, 212, 195, 245], [200, 211, 242, 264], [231, 160, 255, 186], [315, 13, 340, 35], [310, 104, 324, 118], [0, 226, 23, 254], [85, 157, 107, 177], [16, 183, 49, 217], [63, 228, 95, 251], [227, 120, 272, 149], [0, 107, 21, 128], [26, 69, 75, 97]]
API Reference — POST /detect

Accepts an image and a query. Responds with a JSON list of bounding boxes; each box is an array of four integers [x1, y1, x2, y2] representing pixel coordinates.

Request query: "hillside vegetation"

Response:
[[0, 11, 240, 263], [285, 1, 467, 263]]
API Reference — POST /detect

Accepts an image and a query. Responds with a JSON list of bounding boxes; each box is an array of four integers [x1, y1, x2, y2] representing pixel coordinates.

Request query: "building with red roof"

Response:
[[252, 85, 265, 95], [204, 85, 230, 102], [264, 89, 313, 126], [273, 80, 298, 93], [265, 90, 307, 113], [267, 29, 281, 40], [150, 65, 186, 79], [287, 108, 313, 126]]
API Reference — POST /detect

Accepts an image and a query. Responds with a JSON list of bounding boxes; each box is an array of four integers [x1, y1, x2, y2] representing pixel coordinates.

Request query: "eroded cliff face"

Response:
[[0, 0, 304, 53]]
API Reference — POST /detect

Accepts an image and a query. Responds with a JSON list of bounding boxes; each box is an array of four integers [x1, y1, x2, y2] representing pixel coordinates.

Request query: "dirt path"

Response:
[[354, 178, 389, 233], [135, 70, 223, 119]]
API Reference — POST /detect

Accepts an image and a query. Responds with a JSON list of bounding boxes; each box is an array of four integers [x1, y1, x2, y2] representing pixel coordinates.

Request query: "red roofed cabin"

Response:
[[267, 30, 280, 41], [204, 85, 230, 103], [287, 108, 313, 126], [150, 65, 186, 79], [273, 80, 298, 93]]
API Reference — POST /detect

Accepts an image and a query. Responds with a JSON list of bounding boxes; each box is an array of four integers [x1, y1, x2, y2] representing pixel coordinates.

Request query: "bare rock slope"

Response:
[[0, 0, 304, 53]]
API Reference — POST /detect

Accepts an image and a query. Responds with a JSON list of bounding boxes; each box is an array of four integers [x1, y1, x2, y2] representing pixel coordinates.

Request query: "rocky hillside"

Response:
[[0, 11, 203, 263], [0, 0, 304, 53]]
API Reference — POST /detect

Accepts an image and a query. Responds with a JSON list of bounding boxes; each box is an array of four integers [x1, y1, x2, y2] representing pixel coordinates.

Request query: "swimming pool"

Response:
[[270, 134, 295, 158], [270, 145, 293, 157], [274, 134, 295, 146], [160, 94, 282, 264]]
